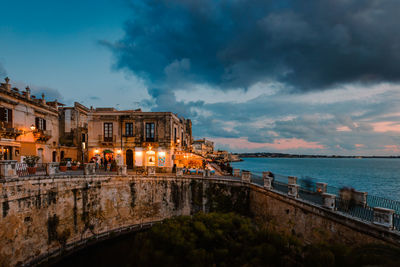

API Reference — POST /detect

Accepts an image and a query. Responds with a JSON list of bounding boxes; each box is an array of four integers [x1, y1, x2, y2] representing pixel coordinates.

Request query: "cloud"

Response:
[[106, 0, 400, 91]]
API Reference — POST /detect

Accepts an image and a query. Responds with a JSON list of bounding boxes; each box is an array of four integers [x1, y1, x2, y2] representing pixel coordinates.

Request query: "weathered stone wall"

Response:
[[0, 176, 249, 266], [249, 185, 400, 247], [1, 175, 400, 266]]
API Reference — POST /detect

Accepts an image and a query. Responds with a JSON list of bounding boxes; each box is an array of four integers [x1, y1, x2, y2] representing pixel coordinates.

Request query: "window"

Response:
[[125, 122, 134, 137], [104, 123, 113, 142], [145, 122, 155, 142], [81, 133, 86, 143], [0, 107, 12, 127], [174, 127, 177, 142], [35, 117, 46, 131]]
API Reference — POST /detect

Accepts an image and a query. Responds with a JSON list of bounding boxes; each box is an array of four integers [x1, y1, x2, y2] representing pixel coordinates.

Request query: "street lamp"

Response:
[[30, 124, 36, 131]]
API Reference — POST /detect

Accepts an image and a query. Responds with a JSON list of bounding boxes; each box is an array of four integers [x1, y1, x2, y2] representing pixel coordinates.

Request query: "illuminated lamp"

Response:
[[117, 149, 122, 154], [158, 151, 165, 157], [135, 151, 142, 156], [30, 124, 36, 131], [94, 149, 99, 154]]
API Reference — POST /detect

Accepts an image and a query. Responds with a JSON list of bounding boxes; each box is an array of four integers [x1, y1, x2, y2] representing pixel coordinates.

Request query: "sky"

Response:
[[1, 0, 400, 155]]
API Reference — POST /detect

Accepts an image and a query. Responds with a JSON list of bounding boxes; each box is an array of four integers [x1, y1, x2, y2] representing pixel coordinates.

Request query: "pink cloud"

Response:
[[384, 145, 400, 153], [212, 137, 325, 150], [354, 144, 365, 148], [372, 121, 400, 133], [336, 126, 351, 132]]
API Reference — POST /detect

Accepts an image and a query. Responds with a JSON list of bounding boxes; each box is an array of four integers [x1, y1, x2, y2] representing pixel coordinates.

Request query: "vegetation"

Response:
[[56, 212, 400, 267], [23, 155, 40, 167]]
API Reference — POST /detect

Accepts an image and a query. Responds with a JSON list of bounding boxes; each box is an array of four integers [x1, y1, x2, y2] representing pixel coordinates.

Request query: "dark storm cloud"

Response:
[[105, 0, 400, 91]]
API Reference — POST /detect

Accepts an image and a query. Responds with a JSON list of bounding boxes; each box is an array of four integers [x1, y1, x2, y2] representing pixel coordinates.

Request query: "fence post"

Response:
[[84, 163, 96, 175], [241, 171, 251, 183], [46, 162, 59, 176], [203, 169, 210, 178], [117, 165, 127, 176], [0, 160, 18, 179], [147, 166, 156, 176], [288, 184, 299, 198], [288, 176, 297, 185], [176, 167, 183, 177], [233, 169, 241, 177], [316, 182, 327, 194], [262, 171, 273, 189], [322, 193, 336, 210], [373, 207, 395, 229]]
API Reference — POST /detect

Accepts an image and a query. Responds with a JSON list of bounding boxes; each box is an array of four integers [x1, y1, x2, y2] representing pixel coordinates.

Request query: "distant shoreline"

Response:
[[235, 153, 400, 159]]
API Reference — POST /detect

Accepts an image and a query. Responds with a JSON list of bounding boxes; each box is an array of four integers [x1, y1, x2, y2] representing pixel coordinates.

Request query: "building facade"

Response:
[[193, 138, 214, 156], [0, 78, 60, 162], [86, 107, 192, 172]]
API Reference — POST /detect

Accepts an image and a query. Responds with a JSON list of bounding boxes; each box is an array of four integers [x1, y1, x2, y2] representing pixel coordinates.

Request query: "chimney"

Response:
[[25, 86, 31, 100], [1, 77, 11, 91], [41, 93, 46, 105]]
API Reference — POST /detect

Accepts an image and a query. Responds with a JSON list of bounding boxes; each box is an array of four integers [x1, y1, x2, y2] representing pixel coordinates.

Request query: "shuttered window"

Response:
[[125, 123, 133, 137], [104, 123, 113, 142], [145, 122, 155, 142], [0, 108, 12, 128], [35, 117, 46, 131]]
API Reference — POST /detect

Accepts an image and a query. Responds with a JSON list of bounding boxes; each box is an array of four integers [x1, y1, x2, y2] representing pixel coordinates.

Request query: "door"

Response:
[[126, 149, 133, 169], [37, 149, 43, 163], [52, 151, 57, 162]]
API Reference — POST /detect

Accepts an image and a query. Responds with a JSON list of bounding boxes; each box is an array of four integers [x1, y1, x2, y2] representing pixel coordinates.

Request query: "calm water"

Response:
[[231, 158, 400, 200]]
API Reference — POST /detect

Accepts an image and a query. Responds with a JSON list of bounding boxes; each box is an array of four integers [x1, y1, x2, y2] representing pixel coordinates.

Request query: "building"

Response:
[[59, 102, 89, 162], [0, 77, 60, 162], [86, 107, 193, 172], [192, 138, 214, 156]]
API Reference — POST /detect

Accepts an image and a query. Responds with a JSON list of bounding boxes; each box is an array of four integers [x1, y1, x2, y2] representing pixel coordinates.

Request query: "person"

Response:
[[104, 157, 108, 171], [100, 157, 104, 168]]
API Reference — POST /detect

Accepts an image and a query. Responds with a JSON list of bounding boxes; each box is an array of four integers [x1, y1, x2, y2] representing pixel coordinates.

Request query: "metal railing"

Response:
[[249, 171, 400, 231], [16, 163, 47, 177]]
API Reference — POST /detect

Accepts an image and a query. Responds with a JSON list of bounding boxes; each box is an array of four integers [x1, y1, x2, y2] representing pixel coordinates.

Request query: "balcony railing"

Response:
[[0, 123, 23, 138], [98, 135, 116, 143], [34, 130, 52, 142]]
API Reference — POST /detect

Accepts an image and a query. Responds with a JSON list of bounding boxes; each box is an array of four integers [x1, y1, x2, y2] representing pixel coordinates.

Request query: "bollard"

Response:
[[46, 162, 59, 176], [0, 160, 18, 179], [147, 166, 156, 176], [288, 184, 299, 198], [373, 207, 395, 228], [316, 182, 327, 194], [176, 167, 183, 177], [233, 169, 241, 177], [288, 176, 297, 185], [322, 193, 336, 210], [117, 165, 127, 175], [84, 163, 96, 175], [262, 171, 273, 189], [241, 171, 251, 183]]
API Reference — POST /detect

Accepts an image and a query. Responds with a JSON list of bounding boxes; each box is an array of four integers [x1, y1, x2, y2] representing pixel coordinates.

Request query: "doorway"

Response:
[[3, 146, 12, 160], [52, 151, 57, 162], [126, 149, 133, 169]]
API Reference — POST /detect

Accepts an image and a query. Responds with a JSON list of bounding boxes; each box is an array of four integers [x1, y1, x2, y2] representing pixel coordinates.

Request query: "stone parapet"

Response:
[[117, 165, 127, 176], [176, 167, 183, 177], [262, 172, 273, 189], [322, 193, 336, 210], [288, 184, 299, 198], [241, 171, 251, 183], [46, 162, 59, 176], [148, 166, 156, 176], [288, 176, 297, 185], [373, 207, 395, 228], [0, 160, 18, 179], [233, 169, 241, 177]]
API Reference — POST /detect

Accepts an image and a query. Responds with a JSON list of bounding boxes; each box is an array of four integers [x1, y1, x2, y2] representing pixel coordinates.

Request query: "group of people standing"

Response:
[[90, 154, 116, 171]]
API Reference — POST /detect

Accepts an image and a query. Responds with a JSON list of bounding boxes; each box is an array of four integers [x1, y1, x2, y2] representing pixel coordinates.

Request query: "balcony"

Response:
[[98, 135, 116, 145], [34, 130, 52, 142], [0, 122, 23, 138]]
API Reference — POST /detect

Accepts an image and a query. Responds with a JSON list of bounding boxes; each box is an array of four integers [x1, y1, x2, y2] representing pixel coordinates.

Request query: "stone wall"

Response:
[[249, 185, 400, 247], [0, 176, 249, 266], [1, 175, 400, 266]]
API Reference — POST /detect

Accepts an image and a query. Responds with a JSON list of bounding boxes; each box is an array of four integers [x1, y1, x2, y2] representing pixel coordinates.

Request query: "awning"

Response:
[[103, 149, 114, 153]]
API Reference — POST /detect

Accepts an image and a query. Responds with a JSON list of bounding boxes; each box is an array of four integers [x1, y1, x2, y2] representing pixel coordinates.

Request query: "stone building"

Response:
[[86, 107, 192, 172], [58, 102, 89, 162], [193, 138, 214, 156], [0, 77, 60, 162]]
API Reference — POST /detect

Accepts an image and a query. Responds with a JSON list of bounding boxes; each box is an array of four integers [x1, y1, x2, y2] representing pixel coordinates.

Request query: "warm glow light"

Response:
[[30, 124, 36, 131], [135, 151, 142, 156], [117, 149, 122, 154], [176, 138, 181, 143], [158, 152, 165, 157], [94, 149, 99, 154]]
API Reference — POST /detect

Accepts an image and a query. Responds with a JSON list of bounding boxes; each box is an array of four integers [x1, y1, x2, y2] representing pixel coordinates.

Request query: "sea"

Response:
[[231, 157, 400, 201]]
